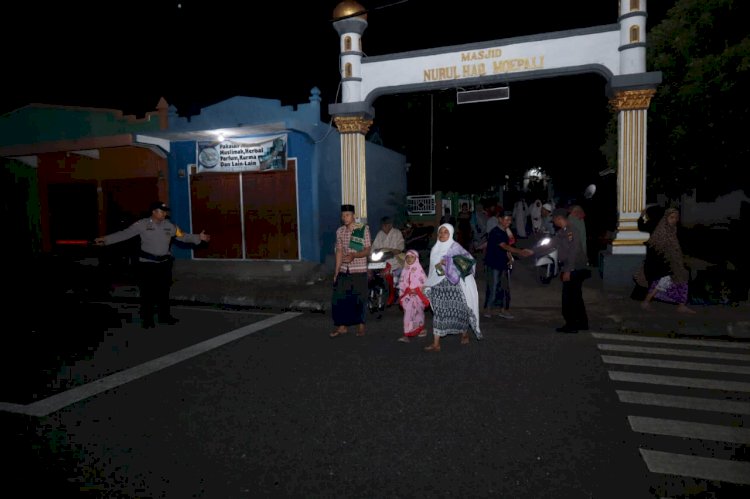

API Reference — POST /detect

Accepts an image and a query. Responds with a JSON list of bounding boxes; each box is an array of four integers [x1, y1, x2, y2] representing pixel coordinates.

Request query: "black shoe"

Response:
[[578, 325, 589, 331], [555, 326, 579, 333], [158, 316, 180, 325], [142, 321, 156, 329]]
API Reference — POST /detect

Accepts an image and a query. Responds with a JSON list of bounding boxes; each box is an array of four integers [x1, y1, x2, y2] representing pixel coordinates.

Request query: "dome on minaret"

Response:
[[333, 0, 367, 21]]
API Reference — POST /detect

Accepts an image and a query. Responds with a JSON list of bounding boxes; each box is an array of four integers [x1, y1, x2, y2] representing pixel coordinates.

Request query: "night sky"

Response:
[[2, 0, 673, 199]]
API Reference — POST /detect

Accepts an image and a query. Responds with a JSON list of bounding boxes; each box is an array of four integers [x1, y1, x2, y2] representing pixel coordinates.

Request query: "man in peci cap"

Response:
[[540, 203, 555, 234], [521, 207, 590, 333], [95, 201, 211, 329], [330, 204, 372, 338]]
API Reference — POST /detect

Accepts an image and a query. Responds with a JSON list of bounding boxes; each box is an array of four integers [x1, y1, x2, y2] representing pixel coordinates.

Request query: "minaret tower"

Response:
[[619, 0, 647, 74], [332, 0, 372, 222], [609, 0, 655, 253]]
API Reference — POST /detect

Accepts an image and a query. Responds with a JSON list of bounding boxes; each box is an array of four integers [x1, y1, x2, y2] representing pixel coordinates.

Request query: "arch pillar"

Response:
[[609, 87, 656, 254], [334, 115, 372, 223]]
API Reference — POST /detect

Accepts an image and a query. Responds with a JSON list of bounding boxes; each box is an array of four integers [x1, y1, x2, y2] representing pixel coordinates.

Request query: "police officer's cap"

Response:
[[150, 201, 170, 212]]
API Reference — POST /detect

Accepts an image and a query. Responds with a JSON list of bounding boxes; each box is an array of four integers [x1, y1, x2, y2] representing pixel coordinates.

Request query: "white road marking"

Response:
[[592, 332, 750, 350], [0, 312, 301, 417], [598, 343, 750, 362], [616, 390, 750, 415], [609, 371, 750, 392], [640, 448, 750, 485], [600, 333, 750, 489], [601, 355, 750, 375], [629, 415, 750, 444]]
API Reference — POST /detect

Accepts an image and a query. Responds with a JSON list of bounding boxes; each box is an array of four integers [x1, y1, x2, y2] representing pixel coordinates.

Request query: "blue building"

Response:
[[1, 89, 407, 267]]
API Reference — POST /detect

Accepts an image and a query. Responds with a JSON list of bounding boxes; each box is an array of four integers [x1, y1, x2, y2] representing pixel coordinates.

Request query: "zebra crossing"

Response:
[[592, 332, 750, 494]]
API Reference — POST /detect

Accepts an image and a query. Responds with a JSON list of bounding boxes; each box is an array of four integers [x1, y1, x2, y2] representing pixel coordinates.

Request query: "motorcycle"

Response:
[[367, 250, 399, 316], [533, 233, 559, 285]]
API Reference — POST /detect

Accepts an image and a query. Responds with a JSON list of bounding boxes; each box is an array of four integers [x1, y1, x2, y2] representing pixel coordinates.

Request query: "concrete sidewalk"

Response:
[[109, 255, 750, 340]]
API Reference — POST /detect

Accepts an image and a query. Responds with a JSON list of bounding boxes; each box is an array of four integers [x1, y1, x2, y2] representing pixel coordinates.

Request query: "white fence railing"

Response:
[[406, 195, 436, 215]]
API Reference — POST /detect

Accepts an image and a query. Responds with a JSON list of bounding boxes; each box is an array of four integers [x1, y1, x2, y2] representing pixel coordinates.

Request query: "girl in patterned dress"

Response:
[[397, 250, 430, 343]]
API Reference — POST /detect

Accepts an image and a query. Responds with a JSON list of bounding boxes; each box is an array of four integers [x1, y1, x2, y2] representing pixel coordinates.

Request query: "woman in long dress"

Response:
[[512, 198, 528, 238], [397, 250, 430, 343], [530, 199, 543, 233], [424, 223, 482, 352], [639, 208, 695, 314]]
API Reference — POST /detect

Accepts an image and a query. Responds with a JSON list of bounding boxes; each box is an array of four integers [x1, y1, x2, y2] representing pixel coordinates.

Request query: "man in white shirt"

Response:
[[371, 216, 406, 305], [372, 216, 405, 270]]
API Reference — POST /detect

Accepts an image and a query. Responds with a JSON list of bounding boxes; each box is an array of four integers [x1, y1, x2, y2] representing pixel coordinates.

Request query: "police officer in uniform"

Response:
[[521, 208, 589, 333], [95, 201, 211, 328]]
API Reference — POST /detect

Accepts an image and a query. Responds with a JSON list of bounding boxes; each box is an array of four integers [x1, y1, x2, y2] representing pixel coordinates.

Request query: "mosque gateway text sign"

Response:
[[359, 29, 621, 100], [423, 49, 544, 82]]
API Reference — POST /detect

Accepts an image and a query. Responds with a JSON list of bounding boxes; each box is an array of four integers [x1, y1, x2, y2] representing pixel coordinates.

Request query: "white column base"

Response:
[[612, 213, 647, 254]]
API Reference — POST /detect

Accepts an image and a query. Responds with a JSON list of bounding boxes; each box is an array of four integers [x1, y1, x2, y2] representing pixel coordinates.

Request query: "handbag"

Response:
[[452, 254, 476, 278]]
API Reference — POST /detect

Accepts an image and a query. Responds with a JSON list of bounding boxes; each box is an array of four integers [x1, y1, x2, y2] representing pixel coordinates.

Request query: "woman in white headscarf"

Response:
[[423, 223, 482, 352], [530, 199, 543, 233]]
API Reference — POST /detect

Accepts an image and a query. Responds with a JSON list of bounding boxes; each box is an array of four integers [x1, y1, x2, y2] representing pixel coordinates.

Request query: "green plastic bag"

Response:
[[452, 254, 475, 279]]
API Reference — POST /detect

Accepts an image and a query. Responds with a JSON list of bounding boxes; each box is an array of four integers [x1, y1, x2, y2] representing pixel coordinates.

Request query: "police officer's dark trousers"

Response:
[[561, 269, 589, 330], [137, 259, 174, 325]]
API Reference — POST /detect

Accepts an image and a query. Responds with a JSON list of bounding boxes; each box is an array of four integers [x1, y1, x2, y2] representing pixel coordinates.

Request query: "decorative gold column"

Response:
[[609, 88, 656, 254], [334, 115, 373, 222]]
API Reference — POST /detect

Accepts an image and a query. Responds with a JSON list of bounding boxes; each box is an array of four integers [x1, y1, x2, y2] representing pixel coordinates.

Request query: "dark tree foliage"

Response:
[[647, 0, 750, 199]]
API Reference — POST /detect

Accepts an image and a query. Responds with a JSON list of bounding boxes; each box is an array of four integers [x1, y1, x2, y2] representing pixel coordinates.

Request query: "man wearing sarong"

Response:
[[330, 204, 372, 338]]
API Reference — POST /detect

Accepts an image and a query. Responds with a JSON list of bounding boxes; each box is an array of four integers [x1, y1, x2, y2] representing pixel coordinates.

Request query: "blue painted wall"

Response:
[[287, 131, 318, 262], [168, 141, 197, 259], [316, 129, 407, 266], [165, 89, 406, 264]]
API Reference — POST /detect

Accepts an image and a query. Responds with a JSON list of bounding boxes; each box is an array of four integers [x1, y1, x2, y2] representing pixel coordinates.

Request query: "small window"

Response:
[[630, 25, 640, 43], [630, 0, 639, 11], [345, 63, 352, 78], [344, 36, 352, 51]]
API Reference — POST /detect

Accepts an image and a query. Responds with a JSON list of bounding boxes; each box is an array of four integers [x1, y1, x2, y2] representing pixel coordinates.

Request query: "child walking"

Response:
[[397, 250, 430, 343]]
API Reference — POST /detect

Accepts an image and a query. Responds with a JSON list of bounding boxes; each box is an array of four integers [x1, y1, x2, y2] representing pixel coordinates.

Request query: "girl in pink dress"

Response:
[[397, 250, 430, 342]]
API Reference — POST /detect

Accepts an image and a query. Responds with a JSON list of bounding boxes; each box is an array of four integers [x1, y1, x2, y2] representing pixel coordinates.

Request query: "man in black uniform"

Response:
[[522, 208, 589, 333], [95, 201, 210, 328]]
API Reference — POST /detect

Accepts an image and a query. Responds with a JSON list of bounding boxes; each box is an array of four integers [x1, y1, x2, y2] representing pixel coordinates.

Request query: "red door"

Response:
[[191, 173, 243, 259], [242, 162, 298, 259], [189, 160, 298, 260]]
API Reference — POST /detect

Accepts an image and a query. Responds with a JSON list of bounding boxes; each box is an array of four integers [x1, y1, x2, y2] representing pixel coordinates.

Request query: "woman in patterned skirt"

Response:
[[639, 208, 696, 314], [423, 223, 482, 352]]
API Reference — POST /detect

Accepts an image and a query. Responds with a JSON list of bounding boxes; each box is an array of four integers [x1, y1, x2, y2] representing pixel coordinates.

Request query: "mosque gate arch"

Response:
[[329, 0, 661, 286]]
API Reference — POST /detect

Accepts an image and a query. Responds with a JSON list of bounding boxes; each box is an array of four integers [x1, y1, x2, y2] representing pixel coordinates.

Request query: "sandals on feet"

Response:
[[424, 344, 441, 352], [356, 326, 366, 337], [460, 332, 470, 345], [329, 328, 348, 338], [397, 336, 410, 343]]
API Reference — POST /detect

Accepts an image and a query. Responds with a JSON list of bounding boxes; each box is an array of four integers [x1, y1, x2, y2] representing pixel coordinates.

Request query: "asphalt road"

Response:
[[2, 302, 748, 498]]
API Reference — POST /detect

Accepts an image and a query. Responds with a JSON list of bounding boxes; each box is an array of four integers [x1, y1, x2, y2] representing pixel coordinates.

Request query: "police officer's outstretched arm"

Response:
[[95, 221, 143, 246], [174, 228, 210, 245]]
